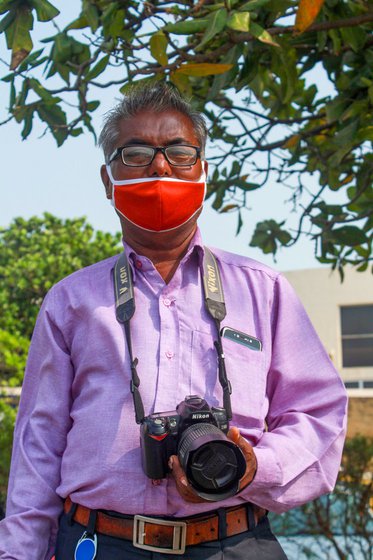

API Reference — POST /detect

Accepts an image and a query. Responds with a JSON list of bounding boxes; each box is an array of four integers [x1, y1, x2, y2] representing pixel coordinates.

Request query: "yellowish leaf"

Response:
[[175, 63, 233, 76], [295, 0, 325, 34], [149, 31, 168, 66], [250, 23, 279, 47], [11, 48, 30, 70], [339, 174, 353, 186], [283, 134, 300, 149], [220, 204, 239, 213], [227, 12, 250, 32], [169, 71, 192, 95]]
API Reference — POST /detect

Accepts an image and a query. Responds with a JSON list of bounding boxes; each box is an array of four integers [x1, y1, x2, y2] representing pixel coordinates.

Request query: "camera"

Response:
[[140, 395, 246, 501]]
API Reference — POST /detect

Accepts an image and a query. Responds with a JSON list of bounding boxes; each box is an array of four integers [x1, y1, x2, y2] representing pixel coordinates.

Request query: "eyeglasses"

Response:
[[108, 145, 201, 167]]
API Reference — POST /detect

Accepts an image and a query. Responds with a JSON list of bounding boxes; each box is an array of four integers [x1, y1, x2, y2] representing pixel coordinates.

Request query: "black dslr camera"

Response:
[[140, 395, 246, 501]]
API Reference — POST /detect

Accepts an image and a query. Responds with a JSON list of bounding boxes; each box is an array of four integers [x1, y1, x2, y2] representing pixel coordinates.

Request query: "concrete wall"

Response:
[[283, 267, 373, 438], [284, 267, 373, 383]]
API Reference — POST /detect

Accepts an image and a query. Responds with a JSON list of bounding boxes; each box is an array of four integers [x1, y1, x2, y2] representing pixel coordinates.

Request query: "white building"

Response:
[[284, 267, 373, 388], [284, 267, 373, 437]]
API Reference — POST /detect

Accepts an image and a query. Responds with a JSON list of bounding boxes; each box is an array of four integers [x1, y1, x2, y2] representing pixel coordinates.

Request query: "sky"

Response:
[[0, 2, 329, 272]]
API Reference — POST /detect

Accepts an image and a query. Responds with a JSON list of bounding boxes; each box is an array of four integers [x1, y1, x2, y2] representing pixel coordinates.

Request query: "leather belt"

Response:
[[64, 497, 266, 555]]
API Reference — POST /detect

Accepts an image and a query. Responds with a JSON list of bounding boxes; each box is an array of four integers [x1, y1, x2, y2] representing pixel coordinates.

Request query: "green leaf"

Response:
[[0, 10, 15, 34], [150, 31, 168, 66], [332, 226, 367, 246], [164, 19, 208, 35], [21, 109, 34, 139], [197, 8, 227, 50], [82, 0, 99, 32], [340, 26, 366, 53], [70, 127, 83, 137], [356, 262, 369, 272], [86, 100, 100, 111], [237, 181, 261, 191], [236, 210, 243, 236], [357, 126, 373, 143], [212, 185, 226, 210], [29, 0, 59, 22], [227, 12, 250, 32], [6, 7, 34, 53], [86, 55, 110, 81], [238, 0, 271, 11], [249, 22, 279, 47], [65, 15, 89, 31], [9, 78, 15, 107], [325, 98, 348, 122], [1, 73, 14, 82], [250, 219, 291, 255], [29, 78, 55, 102], [208, 45, 241, 101]]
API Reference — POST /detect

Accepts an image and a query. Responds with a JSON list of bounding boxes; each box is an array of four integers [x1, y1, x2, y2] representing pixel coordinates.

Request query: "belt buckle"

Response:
[[133, 514, 187, 555]]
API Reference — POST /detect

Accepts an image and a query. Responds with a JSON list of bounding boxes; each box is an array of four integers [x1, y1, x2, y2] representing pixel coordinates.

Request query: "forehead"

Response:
[[116, 109, 199, 146]]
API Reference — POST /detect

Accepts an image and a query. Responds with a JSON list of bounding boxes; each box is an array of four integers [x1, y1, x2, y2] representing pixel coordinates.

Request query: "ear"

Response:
[[203, 159, 208, 177], [100, 164, 112, 200]]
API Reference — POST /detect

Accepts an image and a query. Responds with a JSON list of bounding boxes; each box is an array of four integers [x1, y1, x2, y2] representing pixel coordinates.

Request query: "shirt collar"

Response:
[[119, 227, 205, 281]]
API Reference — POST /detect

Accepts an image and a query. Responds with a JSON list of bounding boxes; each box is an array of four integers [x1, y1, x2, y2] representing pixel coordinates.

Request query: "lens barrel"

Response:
[[178, 423, 246, 501]]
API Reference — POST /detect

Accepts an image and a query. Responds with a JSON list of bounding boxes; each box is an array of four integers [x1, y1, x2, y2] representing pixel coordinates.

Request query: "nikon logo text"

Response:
[[207, 264, 218, 293], [192, 413, 210, 419], [119, 266, 128, 294]]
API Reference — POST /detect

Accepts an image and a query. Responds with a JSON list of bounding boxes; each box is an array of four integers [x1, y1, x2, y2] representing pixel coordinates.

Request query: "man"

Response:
[[0, 83, 347, 559]]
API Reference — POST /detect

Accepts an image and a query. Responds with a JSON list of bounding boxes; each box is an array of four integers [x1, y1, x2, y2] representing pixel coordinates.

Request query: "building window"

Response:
[[341, 305, 373, 367], [344, 380, 373, 389]]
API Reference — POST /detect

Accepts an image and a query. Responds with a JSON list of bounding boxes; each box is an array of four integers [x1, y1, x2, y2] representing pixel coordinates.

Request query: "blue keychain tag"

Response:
[[74, 532, 97, 560]]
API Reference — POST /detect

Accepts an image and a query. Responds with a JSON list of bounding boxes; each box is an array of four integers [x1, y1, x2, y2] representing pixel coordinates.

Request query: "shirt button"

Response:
[[165, 350, 174, 359], [135, 260, 142, 269], [163, 298, 172, 307]]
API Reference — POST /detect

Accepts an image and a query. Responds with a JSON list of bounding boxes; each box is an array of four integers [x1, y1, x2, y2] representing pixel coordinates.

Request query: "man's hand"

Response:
[[227, 426, 257, 492], [167, 426, 257, 503]]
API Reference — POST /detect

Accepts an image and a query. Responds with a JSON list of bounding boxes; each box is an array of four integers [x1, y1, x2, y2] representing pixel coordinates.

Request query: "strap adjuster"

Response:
[[133, 514, 187, 555]]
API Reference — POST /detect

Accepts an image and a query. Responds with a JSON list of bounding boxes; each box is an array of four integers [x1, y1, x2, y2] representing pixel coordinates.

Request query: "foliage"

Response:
[[0, 398, 17, 517], [0, 213, 121, 515], [271, 435, 373, 559], [0, 330, 29, 387], [0, 213, 122, 340], [0, 1, 373, 273]]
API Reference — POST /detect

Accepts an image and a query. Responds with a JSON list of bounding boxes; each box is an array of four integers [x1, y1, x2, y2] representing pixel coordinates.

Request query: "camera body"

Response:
[[140, 395, 246, 501], [140, 395, 228, 479]]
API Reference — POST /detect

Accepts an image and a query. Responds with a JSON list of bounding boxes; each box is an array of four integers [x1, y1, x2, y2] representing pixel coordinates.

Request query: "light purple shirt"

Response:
[[0, 228, 347, 560]]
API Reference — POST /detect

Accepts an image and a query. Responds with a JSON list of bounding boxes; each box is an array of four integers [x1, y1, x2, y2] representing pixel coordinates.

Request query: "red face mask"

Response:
[[106, 166, 206, 232]]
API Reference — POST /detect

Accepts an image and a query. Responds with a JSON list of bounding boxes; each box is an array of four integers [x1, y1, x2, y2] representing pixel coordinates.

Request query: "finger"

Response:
[[227, 426, 240, 444], [168, 456, 206, 503], [169, 455, 188, 488], [227, 427, 257, 489]]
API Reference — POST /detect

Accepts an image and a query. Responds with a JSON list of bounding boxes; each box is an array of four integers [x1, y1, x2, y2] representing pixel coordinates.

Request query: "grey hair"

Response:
[[98, 82, 208, 162]]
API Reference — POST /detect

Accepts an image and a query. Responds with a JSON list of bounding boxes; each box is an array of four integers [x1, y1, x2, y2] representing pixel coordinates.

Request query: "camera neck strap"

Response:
[[114, 247, 232, 424]]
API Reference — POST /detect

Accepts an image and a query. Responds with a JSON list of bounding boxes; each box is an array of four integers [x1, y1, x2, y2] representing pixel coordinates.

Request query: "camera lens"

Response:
[[178, 423, 246, 501]]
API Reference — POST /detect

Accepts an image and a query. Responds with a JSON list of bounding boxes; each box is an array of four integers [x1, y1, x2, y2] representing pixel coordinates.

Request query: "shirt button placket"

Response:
[[155, 294, 179, 411]]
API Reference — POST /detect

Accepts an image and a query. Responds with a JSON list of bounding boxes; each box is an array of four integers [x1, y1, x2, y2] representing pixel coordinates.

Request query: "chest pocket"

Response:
[[191, 330, 266, 424]]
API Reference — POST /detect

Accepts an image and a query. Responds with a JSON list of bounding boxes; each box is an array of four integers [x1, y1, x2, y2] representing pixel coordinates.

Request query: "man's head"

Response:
[[99, 82, 207, 164], [99, 83, 208, 245]]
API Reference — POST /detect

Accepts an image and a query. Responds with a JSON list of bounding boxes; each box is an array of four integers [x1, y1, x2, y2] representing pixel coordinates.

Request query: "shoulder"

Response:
[[208, 246, 281, 284], [49, 254, 119, 295]]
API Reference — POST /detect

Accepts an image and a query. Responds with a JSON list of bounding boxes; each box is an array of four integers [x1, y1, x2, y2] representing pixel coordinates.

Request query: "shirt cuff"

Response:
[[245, 445, 282, 490]]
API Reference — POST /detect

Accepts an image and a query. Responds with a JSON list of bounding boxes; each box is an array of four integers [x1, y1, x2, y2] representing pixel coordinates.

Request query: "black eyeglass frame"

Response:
[[108, 144, 202, 167]]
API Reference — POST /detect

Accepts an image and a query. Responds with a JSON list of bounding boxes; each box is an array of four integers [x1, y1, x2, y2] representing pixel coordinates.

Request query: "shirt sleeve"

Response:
[[241, 273, 348, 513], [0, 289, 73, 560]]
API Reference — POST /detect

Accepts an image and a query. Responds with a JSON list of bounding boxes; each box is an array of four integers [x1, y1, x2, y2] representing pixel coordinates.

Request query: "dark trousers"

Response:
[[55, 510, 289, 560]]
